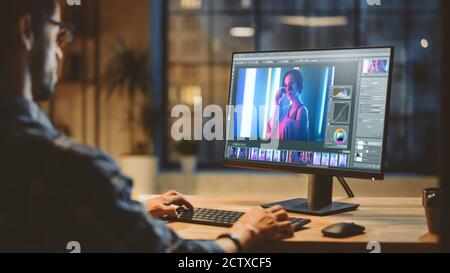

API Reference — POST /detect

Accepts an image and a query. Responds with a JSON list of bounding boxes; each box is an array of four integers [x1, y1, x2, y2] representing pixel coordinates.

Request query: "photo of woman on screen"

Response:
[[366, 59, 388, 74], [267, 70, 310, 141]]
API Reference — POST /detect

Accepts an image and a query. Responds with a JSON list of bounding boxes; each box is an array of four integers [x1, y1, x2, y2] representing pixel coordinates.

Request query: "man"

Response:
[[0, 0, 293, 252]]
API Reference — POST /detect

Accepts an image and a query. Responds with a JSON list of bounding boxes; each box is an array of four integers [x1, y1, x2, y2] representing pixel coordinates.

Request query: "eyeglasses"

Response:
[[283, 82, 297, 90], [44, 16, 75, 48]]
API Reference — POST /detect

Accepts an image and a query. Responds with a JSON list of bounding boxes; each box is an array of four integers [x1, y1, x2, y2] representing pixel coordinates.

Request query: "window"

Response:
[[159, 0, 440, 174]]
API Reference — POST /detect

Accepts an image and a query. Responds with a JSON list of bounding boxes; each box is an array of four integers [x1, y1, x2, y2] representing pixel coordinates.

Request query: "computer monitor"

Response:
[[223, 47, 394, 216]]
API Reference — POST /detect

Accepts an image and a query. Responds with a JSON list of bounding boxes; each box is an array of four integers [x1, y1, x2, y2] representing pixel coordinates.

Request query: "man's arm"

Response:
[[62, 147, 224, 253], [59, 139, 293, 253]]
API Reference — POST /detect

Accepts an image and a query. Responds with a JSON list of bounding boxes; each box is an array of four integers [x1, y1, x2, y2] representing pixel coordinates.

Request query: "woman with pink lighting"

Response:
[[367, 59, 388, 73], [267, 70, 310, 141]]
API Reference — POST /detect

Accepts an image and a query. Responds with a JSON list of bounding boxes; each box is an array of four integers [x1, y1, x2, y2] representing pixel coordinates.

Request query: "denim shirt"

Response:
[[0, 96, 223, 253]]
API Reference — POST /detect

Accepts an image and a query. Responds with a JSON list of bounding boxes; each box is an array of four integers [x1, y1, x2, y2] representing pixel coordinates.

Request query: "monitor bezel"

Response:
[[223, 46, 394, 180]]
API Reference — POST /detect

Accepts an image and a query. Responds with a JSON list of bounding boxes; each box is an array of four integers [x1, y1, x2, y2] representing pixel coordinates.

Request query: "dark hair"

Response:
[[0, 0, 58, 73], [283, 69, 304, 92]]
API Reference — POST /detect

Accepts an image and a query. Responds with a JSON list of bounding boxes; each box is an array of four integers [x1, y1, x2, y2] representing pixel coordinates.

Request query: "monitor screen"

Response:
[[223, 47, 394, 179]]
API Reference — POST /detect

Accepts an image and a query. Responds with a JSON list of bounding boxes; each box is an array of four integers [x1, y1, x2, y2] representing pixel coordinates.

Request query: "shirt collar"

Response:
[[0, 94, 57, 133]]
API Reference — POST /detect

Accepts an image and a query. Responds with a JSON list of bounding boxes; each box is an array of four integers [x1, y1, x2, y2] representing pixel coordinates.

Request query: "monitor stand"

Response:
[[261, 174, 359, 216]]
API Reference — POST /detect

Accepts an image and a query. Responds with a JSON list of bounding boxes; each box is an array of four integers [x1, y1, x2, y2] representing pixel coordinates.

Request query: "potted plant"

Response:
[[104, 39, 159, 194], [176, 140, 198, 173]]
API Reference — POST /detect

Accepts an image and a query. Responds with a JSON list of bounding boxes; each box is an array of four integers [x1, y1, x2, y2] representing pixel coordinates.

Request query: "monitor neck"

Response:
[[308, 174, 333, 211]]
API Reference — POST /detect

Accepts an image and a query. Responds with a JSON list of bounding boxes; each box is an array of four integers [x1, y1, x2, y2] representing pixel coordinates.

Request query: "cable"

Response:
[[337, 177, 355, 198], [338, 177, 355, 198]]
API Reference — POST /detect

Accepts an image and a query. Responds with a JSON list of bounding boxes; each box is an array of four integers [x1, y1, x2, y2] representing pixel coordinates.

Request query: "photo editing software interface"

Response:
[[224, 48, 392, 175]]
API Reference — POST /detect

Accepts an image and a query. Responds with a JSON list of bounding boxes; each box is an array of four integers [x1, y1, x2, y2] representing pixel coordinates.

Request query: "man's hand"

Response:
[[145, 190, 193, 218], [216, 205, 294, 252]]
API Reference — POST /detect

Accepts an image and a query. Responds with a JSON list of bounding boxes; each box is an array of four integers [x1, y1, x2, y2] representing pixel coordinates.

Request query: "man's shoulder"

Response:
[[51, 136, 104, 159], [12, 127, 109, 163], [30, 134, 125, 185]]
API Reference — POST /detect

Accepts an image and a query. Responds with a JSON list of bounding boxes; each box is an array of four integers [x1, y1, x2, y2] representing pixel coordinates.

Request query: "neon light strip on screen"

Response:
[[263, 68, 281, 139], [318, 67, 335, 136], [262, 68, 272, 140], [240, 68, 256, 138]]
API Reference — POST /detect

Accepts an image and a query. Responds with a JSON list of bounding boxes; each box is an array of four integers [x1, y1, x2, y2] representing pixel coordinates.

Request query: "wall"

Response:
[[98, 0, 151, 159], [51, 0, 151, 163]]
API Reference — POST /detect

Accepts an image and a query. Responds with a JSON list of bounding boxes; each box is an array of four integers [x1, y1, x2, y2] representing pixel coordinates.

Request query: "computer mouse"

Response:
[[322, 222, 365, 238]]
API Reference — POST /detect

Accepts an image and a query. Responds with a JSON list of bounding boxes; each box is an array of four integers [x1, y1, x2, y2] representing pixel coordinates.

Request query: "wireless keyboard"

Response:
[[164, 207, 311, 231]]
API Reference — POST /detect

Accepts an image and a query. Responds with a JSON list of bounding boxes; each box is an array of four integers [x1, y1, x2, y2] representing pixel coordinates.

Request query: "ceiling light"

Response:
[[230, 27, 255, 38], [279, 16, 349, 27], [420, 38, 429, 49]]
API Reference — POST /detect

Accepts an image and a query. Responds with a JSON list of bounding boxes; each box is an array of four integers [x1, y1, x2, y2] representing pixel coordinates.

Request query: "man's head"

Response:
[[0, 0, 64, 101]]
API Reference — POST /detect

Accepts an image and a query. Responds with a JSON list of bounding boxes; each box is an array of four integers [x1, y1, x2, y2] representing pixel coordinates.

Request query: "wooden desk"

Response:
[[165, 196, 439, 253]]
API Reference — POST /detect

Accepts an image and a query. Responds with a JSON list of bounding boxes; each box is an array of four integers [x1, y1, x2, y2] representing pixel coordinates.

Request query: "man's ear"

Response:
[[17, 15, 34, 51]]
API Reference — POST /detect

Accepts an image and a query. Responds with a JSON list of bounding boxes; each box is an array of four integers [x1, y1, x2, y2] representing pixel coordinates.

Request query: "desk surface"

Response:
[[165, 196, 439, 253]]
